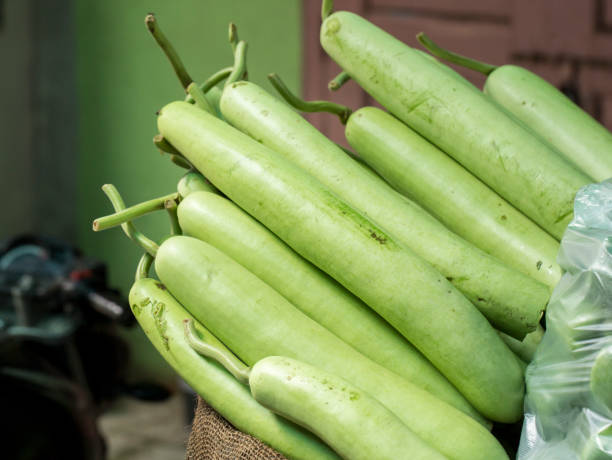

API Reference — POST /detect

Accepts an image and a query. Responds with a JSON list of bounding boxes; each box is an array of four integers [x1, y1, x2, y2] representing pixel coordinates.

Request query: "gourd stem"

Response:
[[98, 184, 159, 257], [187, 82, 215, 114], [225, 41, 248, 87], [93, 192, 179, 231], [201, 67, 233, 93], [170, 154, 192, 170], [153, 134, 179, 155], [416, 33, 497, 76], [268, 73, 352, 124], [164, 199, 182, 235], [145, 13, 193, 89], [321, 0, 334, 21], [328, 71, 351, 91], [183, 319, 251, 385], [135, 253, 154, 282], [228, 23, 239, 53]]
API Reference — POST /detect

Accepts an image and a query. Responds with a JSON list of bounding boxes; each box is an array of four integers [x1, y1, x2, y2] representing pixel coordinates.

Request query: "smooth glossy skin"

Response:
[[221, 80, 549, 338], [346, 106, 561, 290], [129, 278, 339, 460], [250, 356, 448, 460], [485, 65, 612, 183], [177, 171, 217, 199], [154, 236, 508, 460], [320, 11, 591, 240], [177, 191, 483, 424], [158, 101, 524, 424]]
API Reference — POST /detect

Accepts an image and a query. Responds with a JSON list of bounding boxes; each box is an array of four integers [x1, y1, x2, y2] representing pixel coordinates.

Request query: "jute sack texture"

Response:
[[186, 396, 287, 459]]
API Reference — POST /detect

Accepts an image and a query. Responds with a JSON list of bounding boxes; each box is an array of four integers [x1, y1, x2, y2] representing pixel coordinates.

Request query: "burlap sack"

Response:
[[186, 396, 287, 459]]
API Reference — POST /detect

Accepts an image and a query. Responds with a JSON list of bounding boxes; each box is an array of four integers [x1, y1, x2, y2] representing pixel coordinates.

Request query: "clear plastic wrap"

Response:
[[518, 180, 612, 459]]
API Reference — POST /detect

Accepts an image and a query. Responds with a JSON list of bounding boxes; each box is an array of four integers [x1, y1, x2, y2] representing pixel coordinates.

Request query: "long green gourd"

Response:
[[157, 101, 524, 424], [417, 33, 612, 183], [319, 9, 591, 240], [154, 235, 507, 459], [344, 106, 562, 289], [177, 190, 483, 423], [220, 79, 549, 337], [130, 267, 339, 460], [184, 321, 448, 460]]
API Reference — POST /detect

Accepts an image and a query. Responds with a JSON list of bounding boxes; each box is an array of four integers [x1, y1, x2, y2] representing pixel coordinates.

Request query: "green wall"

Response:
[[74, 0, 302, 382], [75, 0, 302, 295]]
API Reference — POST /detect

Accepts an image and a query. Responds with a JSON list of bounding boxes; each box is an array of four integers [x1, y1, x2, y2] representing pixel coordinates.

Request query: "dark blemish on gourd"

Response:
[[446, 276, 453, 282], [155, 282, 167, 290], [131, 303, 142, 316], [447, 290, 451, 294], [536, 261, 543, 270], [477, 297, 485, 302], [139, 297, 150, 307], [286, 375, 293, 381], [370, 231, 387, 244], [501, 215, 507, 221], [521, 101, 526, 106], [349, 391, 360, 401], [261, 110, 269, 117], [153, 302, 170, 350]]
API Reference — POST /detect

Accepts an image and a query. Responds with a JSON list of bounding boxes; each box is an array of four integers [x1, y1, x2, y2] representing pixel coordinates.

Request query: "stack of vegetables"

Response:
[[93, 1, 612, 458]]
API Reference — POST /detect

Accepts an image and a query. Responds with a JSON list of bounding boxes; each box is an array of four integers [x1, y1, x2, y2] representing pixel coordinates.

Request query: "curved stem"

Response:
[[170, 154, 192, 170], [153, 134, 179, 155], [228, 22, 239, 53], [145, 13, 193, 90], [225, 41, 248, 87], [99, 184, 159, 257], [187, 82, 215, 114], [416, 33, 497, 76], [328, 71, 351, 91], [93, 192, 179, 231], [183, 319, 251, 385], [135, 252, 154, 281], [321, 0, 334, 21], [164, 199, 182, 235], [201, 67, 233, 93], [268, 73, 352, 124]]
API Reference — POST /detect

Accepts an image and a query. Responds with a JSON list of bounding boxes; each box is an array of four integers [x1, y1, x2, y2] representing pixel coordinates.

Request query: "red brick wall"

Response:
[[303, 0, 612, 145]]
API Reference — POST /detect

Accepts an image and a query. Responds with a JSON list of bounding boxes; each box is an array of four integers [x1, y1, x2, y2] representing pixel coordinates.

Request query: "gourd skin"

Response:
[[485, 65, 612, 183], [177, 191, 482, 422], [250, 356, 448, 460], [129, 278, 339, 460], [220, 80, 550, 337], [320, 11, 590, 240], [345, 106, 561, 290], [158, 101, 525, 424], [154, 236, 509, 460]]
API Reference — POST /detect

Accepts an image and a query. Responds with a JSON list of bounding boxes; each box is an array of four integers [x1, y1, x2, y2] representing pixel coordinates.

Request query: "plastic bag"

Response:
[[518, 180, 612, 459]]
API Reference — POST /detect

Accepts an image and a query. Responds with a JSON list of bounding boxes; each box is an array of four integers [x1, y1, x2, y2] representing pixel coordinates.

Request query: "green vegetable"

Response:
[[177, 171, 218, 199], [591, 345, 612, 411], [417, 33, 612, 183], [344, 106, 561, 289], [177, 190, 483, 424], [223, 77, 548, 338], [499, 324, 545, 363], [157, 101, 524, 424], [130, 275, 338, 460], [185, 321, 448, 460], [154, 235, 507, 459], [320, 10, 591, 239]]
